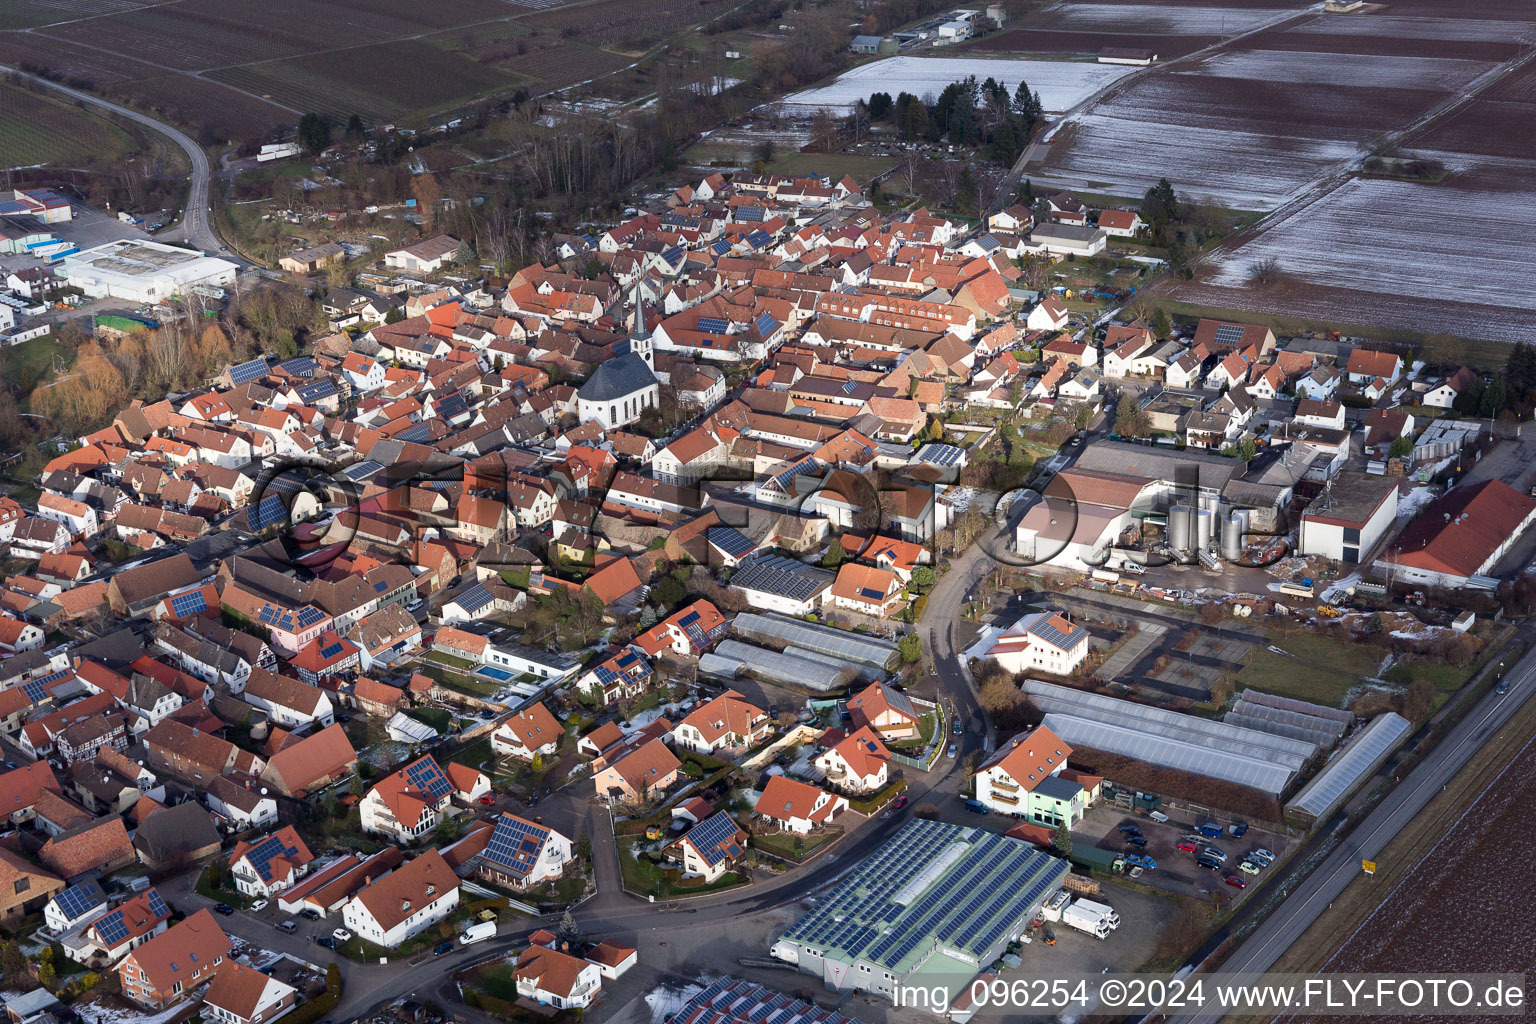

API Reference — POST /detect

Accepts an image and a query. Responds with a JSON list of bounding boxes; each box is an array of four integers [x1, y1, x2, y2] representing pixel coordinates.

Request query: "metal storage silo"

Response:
[[1168, 505, 1193, 553], [1195, 507, 1214, 550], [1220, 509, 1248, 562]]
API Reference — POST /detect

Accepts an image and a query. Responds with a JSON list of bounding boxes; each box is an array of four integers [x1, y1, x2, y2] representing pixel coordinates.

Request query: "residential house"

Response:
[[229, 827, 314, 898], [202, 962, 298, 1024], [0, 849, 63, 927], [592, 738, 680, 805], [340, 849, 460, 949], [241, 668, 335, 730], [489, 702, 562, 761], [259, 723, 356, 798], [359, 755, 454, 842], [845, 681, 921, 742], [474, 813, 573, 890], [71, 886, 172, 966], [984, 611, 1091, 676], [829, 562, 904, 618], [513, 944, 604, 1010], [116, 908, 231, 1009], [813, 727, 890, 794], [753, 775, 848, 834], [973, 724, 1101, 826], [206, 776, 279, 832], [668, 690, 771, 756], [133, 803, 221, 869], [573, 646, 652, 706], [40, 816, 136, 878], [666, 811, 746, 883], [1345, 348, 1403, 386]]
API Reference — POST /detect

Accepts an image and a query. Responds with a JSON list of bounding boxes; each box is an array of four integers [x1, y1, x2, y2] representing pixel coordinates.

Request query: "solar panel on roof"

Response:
[[1213, 323, 1245, 347], [859, 587, 885, 601], [404, 757, 453, 802], [247, 494, 289, 532], [685, 812, 742, 866], [485, 814, 550, 874], [754, 313, 779, 336], [52, 882, 104, 922], [840, 380, 856, 395], [93, 909, 129, 946], [279, 357, 318, 377], [169, 589, 209, 619], [145, 889, 169, 918], [455, 583, 493, 611], [227, 358, 269, 385], [297, 606, 326, 627], [697, 317, 730, 335], [319, 640, 345, 659], [706, 527, 755, 559], [22, 678, 50, 703]]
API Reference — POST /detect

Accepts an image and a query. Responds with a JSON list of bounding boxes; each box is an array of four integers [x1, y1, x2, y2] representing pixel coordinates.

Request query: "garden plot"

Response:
[[778, 56, 1135, 115], [1192, 172, 1536, 343]]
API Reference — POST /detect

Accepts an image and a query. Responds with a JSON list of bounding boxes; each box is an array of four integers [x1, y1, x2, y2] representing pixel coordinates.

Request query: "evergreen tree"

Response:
[[989, 118, 1018, 166], [556, 909, 584, 950], [1479, 376, 1506, 417], [1142, 177, 1181, 226], [1114, 394, 1144, 437], [867, 91, 893, 120], [2, 939, 27, 981], [1051, 823, 1073, 856], [297, 113, 331, 156], [1150, 306, 1173, 339], [955, 167, 979, 216], [1506, 342, 1536, 401], [345, 114, 365, 140]]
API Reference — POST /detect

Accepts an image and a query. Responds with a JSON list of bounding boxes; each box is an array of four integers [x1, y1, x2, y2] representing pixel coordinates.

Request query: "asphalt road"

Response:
[[1167, 643, 1535, 1023], [0, 63, 236, 262]]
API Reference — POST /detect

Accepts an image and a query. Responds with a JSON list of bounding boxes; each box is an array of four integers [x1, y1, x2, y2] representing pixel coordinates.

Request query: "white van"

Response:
[[460, 921, 496, 945]]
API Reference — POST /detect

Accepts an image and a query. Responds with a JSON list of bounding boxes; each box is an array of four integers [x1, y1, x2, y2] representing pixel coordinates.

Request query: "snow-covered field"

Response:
[[1200, 174, 1536, 340], [1285, 14, 1536, 44], [1036, 112, 1360, 209], [1041, 3, 1295, 35], [1192, 49, 1497, 91], [779, 56, 1135, 114]]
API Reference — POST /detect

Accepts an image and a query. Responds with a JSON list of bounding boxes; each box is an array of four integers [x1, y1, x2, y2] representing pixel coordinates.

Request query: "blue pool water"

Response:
[[477, 667, 515, 681]]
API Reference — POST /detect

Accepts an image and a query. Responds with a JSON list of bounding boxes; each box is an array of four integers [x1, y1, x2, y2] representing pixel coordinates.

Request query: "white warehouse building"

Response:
[[58, 239, 238, 304], [1297, 472, 1399, 565]]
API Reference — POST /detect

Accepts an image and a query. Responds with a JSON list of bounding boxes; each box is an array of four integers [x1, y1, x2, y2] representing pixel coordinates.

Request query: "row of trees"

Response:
[[865, 75, 1043, 166]]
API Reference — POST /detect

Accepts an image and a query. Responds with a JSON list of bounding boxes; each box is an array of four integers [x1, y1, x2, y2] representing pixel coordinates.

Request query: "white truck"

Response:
[[1071, 898, 1120, 930], [459, 921, 496, 945], [1061, 903, 1111, 940]]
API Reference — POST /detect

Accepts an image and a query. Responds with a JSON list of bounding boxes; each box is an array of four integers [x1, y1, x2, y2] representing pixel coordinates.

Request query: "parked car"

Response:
[[953, 717, 963, 735], [332, 928, 352, 942], [963, 798, 990, 815], [1197, 822, 1223, 838], [280, 920, 298, 934], [947, 743, 959, 758], [434, 941, 455, 956], [1202, 846, 1227, 863], [1224, 875, 1247, 889], [1176, 839, 1199, 853], [213, 904, 234, 916], [478, 794, 495, 806], [1496, 678, 1510, 694], [1117, 824, 1142, 836], [315, 936, 337, 950], [300, 908, 321, 921], [892, 795, 908, 810], [1229, 822, 1249, 838], [250, 899, 268, 912], [1252, 848, 1275, 864], [1125, 835, 1148, 848], [1238, 860, 1260, 875], [1197, 857, 1222, 871]]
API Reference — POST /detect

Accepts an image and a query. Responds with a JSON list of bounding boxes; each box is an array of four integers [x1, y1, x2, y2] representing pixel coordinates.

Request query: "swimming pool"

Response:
[[477, 667, 515, 681]]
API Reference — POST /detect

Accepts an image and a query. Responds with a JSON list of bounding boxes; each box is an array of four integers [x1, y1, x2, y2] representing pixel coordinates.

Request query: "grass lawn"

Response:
[[1, 332, 65, 398], [1238, 631, 1383, 707], [767, 151, 895, 185], [752, 830, 836, 861], [618, 838, 747, 897], [0, 80, 140, 167], [421, 650, 480, 670]]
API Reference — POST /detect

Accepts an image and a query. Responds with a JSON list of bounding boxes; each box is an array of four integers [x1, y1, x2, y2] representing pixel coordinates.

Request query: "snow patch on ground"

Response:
[[1190, 49, 1495, 91], [1044, 3, 1296, 35], [646, 979, 709, 1024], [779, 56, 1134, 115], [76, 1000, 186, 1024]]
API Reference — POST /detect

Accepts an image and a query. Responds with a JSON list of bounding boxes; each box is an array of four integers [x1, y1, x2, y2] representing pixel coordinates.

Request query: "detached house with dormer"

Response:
[[669, 690, 771, 756], [359, 755, 455, 842]]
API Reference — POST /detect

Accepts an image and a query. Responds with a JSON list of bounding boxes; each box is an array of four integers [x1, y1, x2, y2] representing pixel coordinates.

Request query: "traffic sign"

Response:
[[1362, 859, 1376, 875]]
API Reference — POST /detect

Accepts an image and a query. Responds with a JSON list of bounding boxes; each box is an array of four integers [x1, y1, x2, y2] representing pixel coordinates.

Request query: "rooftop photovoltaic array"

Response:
[[247, 494, 289, 532], [914, 443, 965, 468], [169, 588, 209, 619], [754, 312, 779, 336], [1026, 615, 1089, 652], [706, 526, 756, 560], [227, 358, 269, 385], [297, 379, 338, 401], [684, 812, 743, 866], [342, 460, 384, 481], [1212, 323, 1246, 347], [240, 832, 305, 882], [778, 820, 1065, 975], [454, 583, 494, 612], [145, 889, 169, 918], [92, 909, 129, 946], [670, 978, 863, 1024], [484, 814, 549, 874], [729, 555, 830, 601], [404, 757, 453, 803], [697, 317, 730, 335], [278, 356, 318, 377], [51, 881, 106, 922]]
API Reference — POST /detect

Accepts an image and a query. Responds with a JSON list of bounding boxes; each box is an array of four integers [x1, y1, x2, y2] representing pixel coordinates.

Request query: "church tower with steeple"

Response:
[[629, 284, 654, 370]]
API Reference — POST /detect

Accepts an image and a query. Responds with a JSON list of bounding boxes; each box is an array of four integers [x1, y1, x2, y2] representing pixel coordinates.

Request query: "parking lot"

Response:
[[1076, 803, 1291, 904]]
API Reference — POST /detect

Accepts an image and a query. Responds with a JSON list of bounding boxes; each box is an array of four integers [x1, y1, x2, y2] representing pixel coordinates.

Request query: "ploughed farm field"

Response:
[[1166, 41, 1536, 344], [778, 56, 1137, 116], [1319, 734, 1536, 1007]]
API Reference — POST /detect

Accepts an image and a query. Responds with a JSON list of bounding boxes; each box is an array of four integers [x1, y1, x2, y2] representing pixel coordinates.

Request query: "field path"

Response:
[[0, 62, 236, 262]]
